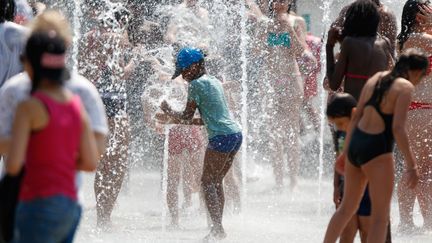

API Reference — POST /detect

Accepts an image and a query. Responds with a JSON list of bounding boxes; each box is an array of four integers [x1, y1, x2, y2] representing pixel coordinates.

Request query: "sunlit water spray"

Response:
[[317, 0, 334, 216], [71, 0, 425, 242], [239, 0, 249, 211]]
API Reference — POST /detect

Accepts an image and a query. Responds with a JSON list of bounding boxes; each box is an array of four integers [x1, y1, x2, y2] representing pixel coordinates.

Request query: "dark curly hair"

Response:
[[0, 0, 15, 23], [342, 0, 380, 37]]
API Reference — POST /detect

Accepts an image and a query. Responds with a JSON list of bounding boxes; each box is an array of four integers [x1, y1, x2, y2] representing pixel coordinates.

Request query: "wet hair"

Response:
[[24, 31, 68, 93], [371, 0, 381, 6], [0, 0, 15, 23], [397, 0, 430, 51], [373, 48, 429, 104], [342, 0, 380, 37], [326, 93, 357, 118]]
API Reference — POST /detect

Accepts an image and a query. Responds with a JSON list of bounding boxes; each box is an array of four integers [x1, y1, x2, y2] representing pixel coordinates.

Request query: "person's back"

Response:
[[354, 71, 396, 149], [5, 30, 98, 243], [332, 0, 397, 49], [343, 36, 390, 99], [20, 92, 82, 201], [0, 21, 28, 87], [188, 74, 239, 138], [326, 0, 393, 100]]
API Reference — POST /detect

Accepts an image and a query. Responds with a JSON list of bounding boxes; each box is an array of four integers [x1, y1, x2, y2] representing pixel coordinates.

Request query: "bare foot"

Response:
[[203, 227, 227, 242]]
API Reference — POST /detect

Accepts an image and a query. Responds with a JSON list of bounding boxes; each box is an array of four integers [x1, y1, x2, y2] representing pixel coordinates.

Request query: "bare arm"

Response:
[[327, 34, 349, 91], [245, 0, 265, 20], [393, 81, 418, 188], [93, 132, 106, 159], [165, 19, 178, 44], [160, 100, 198, 125], [392, 82, 416, 170], [333, 171, 342, 207], [155, 112, 204, 125], [381, 9, 398, 51], [0, 137, 9, 155], [5, 102, 31, 176], [77, 106, 99, 172]]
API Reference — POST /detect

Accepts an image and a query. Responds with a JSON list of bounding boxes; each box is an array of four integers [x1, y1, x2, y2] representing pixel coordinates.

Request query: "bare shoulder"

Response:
[[375, 36, 391, 49], [341, 36, 357, 47], [406, 32, 432, 48], [394, 77, 414, 91], [17, 98, 43, 116]]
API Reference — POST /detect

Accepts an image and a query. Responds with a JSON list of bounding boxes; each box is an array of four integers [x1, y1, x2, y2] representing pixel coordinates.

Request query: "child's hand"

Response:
[[327, 27, 342, 47], [160, 100, 171, 114], [155, 113, 170, 124]]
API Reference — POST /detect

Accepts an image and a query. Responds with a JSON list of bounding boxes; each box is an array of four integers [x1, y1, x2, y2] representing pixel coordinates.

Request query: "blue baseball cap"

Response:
[[172, 47, 205, 79]]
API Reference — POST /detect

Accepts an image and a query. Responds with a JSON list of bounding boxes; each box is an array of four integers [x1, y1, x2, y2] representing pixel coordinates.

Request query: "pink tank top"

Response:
[[19, 92, 82, 202]]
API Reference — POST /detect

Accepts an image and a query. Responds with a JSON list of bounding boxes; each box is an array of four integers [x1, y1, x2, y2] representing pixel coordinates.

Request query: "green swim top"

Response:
[[188, 75, 241, 139], [267, 32, 291, 47]]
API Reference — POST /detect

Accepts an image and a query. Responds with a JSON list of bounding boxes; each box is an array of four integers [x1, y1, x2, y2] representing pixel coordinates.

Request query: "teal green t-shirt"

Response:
[[188, 75, 241, 138]]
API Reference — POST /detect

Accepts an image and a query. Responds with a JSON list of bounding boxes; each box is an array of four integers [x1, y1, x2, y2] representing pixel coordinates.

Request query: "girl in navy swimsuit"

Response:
[[324, 49, 428, 243]]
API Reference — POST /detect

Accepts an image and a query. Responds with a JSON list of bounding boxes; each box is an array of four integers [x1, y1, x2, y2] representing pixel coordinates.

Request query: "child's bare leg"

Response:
[[201, 149, 236, 237], [323, 161, 367, 243], [167, 153, 181, 226], [181, 151, 194, 208], [95, 117, 129, 225]]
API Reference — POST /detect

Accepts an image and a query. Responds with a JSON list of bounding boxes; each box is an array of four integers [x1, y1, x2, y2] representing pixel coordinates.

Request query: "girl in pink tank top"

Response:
[[5, 30, 98, 243]]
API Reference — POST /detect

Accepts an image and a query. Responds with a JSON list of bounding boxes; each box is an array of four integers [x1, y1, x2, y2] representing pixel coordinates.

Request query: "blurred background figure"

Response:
[[0, 0, 28, 88], [79, 2, 131, 227]]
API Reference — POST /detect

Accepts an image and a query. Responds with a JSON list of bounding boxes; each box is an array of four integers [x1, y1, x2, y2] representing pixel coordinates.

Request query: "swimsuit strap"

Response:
[[364, 83, 392, 120], [345, 73, 370, 80]]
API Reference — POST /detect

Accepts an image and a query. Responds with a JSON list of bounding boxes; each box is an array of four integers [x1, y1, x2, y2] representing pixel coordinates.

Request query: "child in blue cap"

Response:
[[159, 47, 242, 241]]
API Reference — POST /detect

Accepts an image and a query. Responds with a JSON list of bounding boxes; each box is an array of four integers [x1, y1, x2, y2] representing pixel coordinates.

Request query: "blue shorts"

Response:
[[357, 186, 371, 216], [339, 178, 371, 216], [208, 133, 242, 153], [14, 195, 81, 243]]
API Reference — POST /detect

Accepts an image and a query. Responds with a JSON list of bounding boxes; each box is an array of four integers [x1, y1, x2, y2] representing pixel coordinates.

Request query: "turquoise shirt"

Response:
[[188, 75, 241, 138]]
